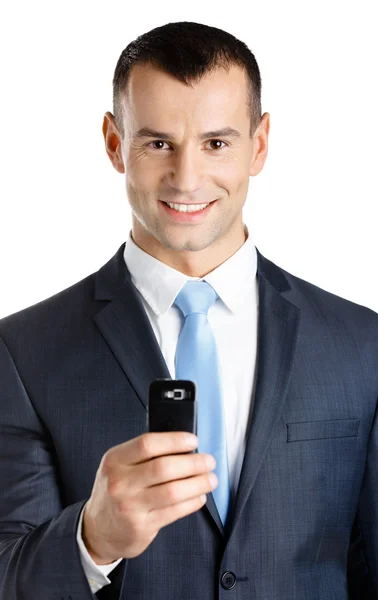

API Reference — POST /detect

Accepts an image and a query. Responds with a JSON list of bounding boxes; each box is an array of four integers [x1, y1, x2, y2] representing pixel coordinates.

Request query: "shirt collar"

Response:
[[123, 224, 257, 316]]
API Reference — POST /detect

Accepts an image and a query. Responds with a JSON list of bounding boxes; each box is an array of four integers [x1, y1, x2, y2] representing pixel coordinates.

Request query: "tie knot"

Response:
[[174, 280, 218, 318]]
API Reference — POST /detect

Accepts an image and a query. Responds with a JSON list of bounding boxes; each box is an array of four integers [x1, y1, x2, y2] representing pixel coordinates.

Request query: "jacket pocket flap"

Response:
[[287, 418, 360, 442]]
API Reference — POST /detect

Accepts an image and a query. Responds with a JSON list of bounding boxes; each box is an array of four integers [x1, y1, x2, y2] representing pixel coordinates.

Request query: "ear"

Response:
[[249, 112, 270, 177], [102, 112, 125, 174]]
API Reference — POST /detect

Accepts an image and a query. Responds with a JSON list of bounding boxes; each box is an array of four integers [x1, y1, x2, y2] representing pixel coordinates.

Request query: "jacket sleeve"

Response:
[[77, 501, 124, 594], [348, 395, 378, 597], [0, 334, 125, 599]]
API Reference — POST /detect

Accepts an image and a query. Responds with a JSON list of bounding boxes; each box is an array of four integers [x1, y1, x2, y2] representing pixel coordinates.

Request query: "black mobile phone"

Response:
[[147, 379, 197, 453]]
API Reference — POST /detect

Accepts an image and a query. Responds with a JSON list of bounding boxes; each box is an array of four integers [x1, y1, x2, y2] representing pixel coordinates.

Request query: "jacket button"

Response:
[[221, 571, 236, 589]]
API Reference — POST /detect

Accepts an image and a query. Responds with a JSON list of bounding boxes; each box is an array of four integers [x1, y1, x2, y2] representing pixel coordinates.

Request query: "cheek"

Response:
[[218, 164, 248, 196], [125, 175, 159, 211], [236, 177, 249, 195], [127, 156, 162, 192]]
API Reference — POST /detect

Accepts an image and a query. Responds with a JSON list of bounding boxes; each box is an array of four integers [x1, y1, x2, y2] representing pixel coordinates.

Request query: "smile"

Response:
[[164, 201, 215, 213], [159, 199, 218, 222]]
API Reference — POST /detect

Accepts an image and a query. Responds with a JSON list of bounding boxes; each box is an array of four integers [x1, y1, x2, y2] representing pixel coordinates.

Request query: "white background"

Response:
[[0, 0, 377, 319]]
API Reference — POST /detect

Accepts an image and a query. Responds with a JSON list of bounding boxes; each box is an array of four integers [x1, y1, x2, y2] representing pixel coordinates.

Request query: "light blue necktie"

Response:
[[173, 280, 230, 526]]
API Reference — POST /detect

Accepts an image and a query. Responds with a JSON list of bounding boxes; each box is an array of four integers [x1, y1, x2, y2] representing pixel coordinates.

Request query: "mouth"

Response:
[[159, 199, 218, 222]]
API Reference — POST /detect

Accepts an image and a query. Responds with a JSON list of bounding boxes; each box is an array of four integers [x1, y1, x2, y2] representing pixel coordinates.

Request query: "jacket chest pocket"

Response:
[[286, 418, 360, 442]]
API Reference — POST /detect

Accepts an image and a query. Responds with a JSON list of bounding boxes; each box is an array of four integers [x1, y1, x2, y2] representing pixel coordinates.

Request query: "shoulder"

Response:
[[273, 258, 378, 343], [0, 270, 96, 349]]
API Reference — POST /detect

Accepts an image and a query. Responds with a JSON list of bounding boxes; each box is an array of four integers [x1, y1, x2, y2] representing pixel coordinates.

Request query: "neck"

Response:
[[130, 225, 249, 278]]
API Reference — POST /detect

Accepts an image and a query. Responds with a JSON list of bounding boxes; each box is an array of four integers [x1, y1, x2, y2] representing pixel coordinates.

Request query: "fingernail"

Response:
[[185, 434, 198, 448], [209, 473, 218, 487], [205, 455, 216, 469]]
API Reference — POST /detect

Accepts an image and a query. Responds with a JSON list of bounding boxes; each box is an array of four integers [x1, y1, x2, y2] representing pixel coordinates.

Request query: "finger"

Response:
[[126, 432, 198, 465], [148, 493, 208, 530], [142, 471, 217, 511], [141, 452, 215, 487]]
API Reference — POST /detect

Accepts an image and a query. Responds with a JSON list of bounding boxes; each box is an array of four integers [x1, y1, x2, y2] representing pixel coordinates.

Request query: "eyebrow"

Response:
[[133, 126, 242, 141]]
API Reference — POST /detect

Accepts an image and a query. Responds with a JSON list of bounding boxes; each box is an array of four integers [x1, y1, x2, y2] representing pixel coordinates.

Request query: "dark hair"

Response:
[[112, 21, 262, 139]]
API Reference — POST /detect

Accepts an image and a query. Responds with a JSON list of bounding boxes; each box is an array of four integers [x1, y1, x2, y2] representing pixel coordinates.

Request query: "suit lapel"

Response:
[[94, 276, 171, 415], [93, 242, 300, 539], [226, 251, 301, 539]]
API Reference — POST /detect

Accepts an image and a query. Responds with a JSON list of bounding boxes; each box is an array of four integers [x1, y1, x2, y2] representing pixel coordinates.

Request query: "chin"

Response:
[[158, 232, 218, 253]]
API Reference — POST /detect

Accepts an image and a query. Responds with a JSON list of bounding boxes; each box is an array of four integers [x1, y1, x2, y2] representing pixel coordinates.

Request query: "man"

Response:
[[0, 20, 377, 600]]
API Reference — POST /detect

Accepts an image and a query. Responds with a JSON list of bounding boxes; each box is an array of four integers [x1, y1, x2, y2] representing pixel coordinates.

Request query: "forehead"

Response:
[[122, 62, 249, 125]]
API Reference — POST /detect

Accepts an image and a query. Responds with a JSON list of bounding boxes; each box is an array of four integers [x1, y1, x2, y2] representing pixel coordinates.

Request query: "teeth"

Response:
[[166, 202, 210, 212]]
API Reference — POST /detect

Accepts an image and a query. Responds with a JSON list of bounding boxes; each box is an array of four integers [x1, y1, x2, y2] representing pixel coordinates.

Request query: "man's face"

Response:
[[104, 62, 269, 275]]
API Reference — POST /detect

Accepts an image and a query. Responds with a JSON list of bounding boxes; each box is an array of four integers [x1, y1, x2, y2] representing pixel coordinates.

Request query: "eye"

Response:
[[147, 140, 170, 150], [146, 139, 228, 151], [206, 139, 228, 150]]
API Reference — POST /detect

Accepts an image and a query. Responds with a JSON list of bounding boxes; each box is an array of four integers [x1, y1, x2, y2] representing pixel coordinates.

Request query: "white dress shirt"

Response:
[[77, 224, 259, 594]]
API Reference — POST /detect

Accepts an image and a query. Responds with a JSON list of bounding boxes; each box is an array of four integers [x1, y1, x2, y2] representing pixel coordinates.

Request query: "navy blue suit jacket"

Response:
[[0, 242, 377, 599]]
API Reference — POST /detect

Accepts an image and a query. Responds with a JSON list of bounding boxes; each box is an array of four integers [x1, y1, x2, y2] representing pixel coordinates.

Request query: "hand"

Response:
[[82, 432, 217, 564]]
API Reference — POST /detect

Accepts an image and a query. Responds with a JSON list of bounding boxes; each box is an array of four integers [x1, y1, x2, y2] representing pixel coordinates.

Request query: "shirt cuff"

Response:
[[76, 501, 123, 594]]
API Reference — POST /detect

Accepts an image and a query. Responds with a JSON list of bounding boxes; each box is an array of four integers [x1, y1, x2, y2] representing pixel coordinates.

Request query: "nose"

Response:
[[165, 145, 206, 195]]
